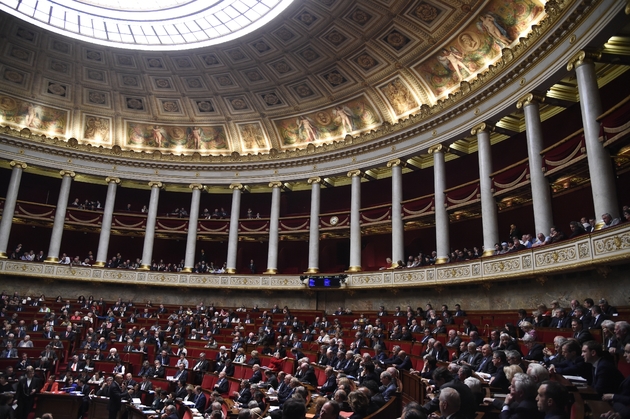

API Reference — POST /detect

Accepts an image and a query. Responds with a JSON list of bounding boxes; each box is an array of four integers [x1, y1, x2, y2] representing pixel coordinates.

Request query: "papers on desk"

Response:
[[182, 401, 195, 407], [563, 375, 588, 383], [142, 410, 157, 415], [132, 398, 142, 404], [167, 376, 175, 381]]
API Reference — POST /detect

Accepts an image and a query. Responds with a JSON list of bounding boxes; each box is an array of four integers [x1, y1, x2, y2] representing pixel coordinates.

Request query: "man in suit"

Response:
[[156, 349, 170, 366], [213, 371, 229, 394], [459, 342, 482, 370], [173, 363, 188, 383], [422, 367, 477, 419], [297, 362, 318, 387], [446, 329, 462, 349], [318, 366, 337, 395], [175, 380, 187, 399], [572, 318, 594, 345], [522, 334, 545, 362], [107, 374, 125, 419], [67, 355, 85, 372], [378, 371, 398, 402], [602, 343, 630, 415], [1, 343, 17, 358], [549, 340, 591, 382], [233, 379, 252, 405], [477, 344, 497, 375], [536, 381, 570, 419], [192, 352, 209, 384], [499, 373, 544, 419], [395, 351, 413, 372], [249, 364, 263, 384], [193, 386, 207, 411], [139, 375, 153, 392], [582, 340, 624, 395], [163, 405, 179, 419], [15, 366, 42, 419], [589, 306, 607, 330], [439, 387, 466, 419]]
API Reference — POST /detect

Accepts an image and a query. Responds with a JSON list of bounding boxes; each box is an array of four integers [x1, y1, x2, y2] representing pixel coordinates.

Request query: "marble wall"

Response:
[[2, 263, 628, 314]]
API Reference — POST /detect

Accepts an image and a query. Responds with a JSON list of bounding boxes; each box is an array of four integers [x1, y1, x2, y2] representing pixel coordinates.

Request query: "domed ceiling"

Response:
[[0, 0, 546, 158]]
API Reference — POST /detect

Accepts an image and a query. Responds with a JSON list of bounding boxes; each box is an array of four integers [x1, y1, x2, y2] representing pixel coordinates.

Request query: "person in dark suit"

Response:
[[549, 340, 591, 382], [489, 351, 511, 393], [438, 387, 466, 419], [15, 366, 42, 419], [233, 379, 252, 405], [459, 342, 483, 370], [395, 351, 413, 372], [522, 334, 545, 362], [476, 344, 497, 375], [589, 306, 608, 330], [602, 343, 630, 415], [193, 386, 207, 411], [107, 374, 125, 419], [378, 371, 398, 402], [536, 381, 570, 419], [582, 340, 624, 395], [422, 367, 477, 419], [572, 318, 594, 345], [213, 371, 229, 394], [175, 381, 187, 399], [249, 364, 263, 384], [297, 362, 318, 387], [173, 364, 188, 383], [499, 373, 544, 419], [163, 405, 179, 419]]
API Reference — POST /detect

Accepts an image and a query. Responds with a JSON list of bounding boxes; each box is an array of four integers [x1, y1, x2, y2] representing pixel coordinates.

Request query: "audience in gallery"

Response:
[[0, 291, 629, 419]]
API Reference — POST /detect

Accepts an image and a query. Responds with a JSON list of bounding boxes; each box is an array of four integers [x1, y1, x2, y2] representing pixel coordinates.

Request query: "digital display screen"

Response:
[[305, 275, 346, 288]]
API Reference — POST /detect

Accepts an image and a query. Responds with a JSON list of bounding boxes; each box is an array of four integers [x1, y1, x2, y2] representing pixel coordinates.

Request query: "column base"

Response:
[[181, 267, 193, 273], [264, 269, 278, 274], [225, 268, 236, 274], [346, 266, 362, 273], [304, 268, 319, 274], [482, 249, 495, 257], [92, 261, 105, 267], [435, 257, 449, 265], [0, 252, 7, 259], [44, 257, 58, 263], [138, 265, 151, 271]]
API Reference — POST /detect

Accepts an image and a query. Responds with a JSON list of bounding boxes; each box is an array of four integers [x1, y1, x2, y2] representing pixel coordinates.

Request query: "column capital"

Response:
[[105, 177, 121, 185], [307, 177, 321, 185], [148, 181, 163, 189], [268, 181, 283, 188], [428, 144, 447, 155], [387, 158, 403, 168], [9, 160, 27, 169], [59, 170, 75, 178], [567, 50, 601, 71], [229, 183, 243, 190], [347, 170, 361, 178], [189, 183, 204, 191], [471, 122, 494, 136], [516, 93, 546, 109]]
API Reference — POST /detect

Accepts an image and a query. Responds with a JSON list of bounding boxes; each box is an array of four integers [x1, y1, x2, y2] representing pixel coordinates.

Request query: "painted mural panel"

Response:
[[378, 77, 420, 117], [273, 96, 381, 147], [0, 94, 68, 135], [414, 0, 544, 99], [82, 114, 112, 145], [237, 122, 270, 153], [125, 121, 229, 151]]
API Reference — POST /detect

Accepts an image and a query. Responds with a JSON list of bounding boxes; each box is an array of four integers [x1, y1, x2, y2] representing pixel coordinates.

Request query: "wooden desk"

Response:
[[34, 393, 82, 419]]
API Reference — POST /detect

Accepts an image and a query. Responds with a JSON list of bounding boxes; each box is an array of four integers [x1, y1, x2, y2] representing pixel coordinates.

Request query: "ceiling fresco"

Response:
[[0, 0, 547, 158]]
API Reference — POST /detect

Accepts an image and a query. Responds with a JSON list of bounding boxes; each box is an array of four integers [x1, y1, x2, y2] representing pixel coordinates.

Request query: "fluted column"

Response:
[[45, 170, 75, 262], [568, 51, 619, 222], [517, 93, 554, 236], [183, 184, 203, 272], [139, 181, 163, 270], [472, 123, 499, 256], [305, 177, 321, 274], [94, 177, 120, 267], [265, 181, 282, 274], [0, 161, 27, 258], [347, 170, 362, 272], [226, 183, 243, 274], [388, 159, 404, 267], [429, 145, 450, 264]]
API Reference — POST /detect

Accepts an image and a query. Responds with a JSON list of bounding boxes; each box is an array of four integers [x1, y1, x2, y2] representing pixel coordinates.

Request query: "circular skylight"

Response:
[[0, 0, 295, 51]]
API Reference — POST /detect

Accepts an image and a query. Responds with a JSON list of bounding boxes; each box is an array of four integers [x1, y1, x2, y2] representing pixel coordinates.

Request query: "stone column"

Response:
[[265, 181, 282, 274], [568, 51, 619, 221], [517, 93, 554, 236], [429, 145, 450, 264], [225, 183, 243, 274], [0, 161, 27, 258], [139, 181, 162, 270], [94, 177, 120, 267], [347, 170, 362, 272], [45, 170, 75, 262], [388, 159, 404, 267], [305, 177, 321, 274], [471, 123, 499, 256], [183, 184, 203, 272]]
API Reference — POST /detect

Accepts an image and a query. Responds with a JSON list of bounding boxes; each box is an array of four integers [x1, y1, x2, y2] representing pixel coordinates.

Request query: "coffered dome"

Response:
[[0, 0, 550, 164]]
